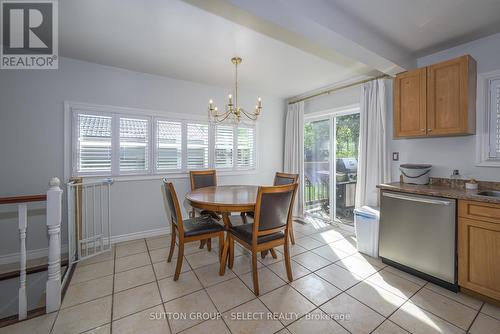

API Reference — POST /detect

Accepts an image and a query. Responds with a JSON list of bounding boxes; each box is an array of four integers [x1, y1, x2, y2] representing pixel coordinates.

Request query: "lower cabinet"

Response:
[[458, 200, 500, 301]]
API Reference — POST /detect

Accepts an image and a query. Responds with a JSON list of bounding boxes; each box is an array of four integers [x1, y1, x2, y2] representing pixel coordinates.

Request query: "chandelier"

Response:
[[208, 57, 262, 123]]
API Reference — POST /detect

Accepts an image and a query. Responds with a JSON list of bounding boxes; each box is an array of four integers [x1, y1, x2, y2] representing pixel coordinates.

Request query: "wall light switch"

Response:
[[392, 152, 399, 161]]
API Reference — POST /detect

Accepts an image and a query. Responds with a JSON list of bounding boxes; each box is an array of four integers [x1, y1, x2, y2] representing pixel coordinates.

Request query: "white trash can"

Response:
[[354, 206, 380, 258]]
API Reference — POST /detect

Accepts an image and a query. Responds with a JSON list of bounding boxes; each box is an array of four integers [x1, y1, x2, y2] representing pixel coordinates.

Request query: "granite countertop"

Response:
[[377, 182, 500, 204]]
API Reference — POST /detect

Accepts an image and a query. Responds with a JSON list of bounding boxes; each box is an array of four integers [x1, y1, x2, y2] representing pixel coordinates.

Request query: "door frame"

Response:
[[304, 104, 360, 223]]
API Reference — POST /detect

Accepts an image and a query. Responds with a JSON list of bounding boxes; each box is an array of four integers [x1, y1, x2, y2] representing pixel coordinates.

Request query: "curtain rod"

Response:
[[288, 74, 392, 105]]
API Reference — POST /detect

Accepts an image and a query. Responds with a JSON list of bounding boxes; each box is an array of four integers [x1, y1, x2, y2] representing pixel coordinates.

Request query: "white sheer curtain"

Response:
[[355, 79, 391, 208], [284, 101, 304, 217]]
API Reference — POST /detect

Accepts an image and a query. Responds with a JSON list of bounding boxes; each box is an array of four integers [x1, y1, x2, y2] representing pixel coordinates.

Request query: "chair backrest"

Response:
[[274, 172, 299, 186], [189, 170, 217, 190], [161, 178, 184, 234], [253, 183, 298, 242]]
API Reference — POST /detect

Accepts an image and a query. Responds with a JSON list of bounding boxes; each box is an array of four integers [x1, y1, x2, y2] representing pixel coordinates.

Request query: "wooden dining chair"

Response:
[[273, 172, 299, 244], [162, 178, 225, 281], [189, 169, 220, 249], [220, 183, 298, 296], [189, 169, 218, 217], [243, 172, 299, 244]]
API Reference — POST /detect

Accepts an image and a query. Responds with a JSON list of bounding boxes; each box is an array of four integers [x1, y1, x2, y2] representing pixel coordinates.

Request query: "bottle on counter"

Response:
[[450, 169, 461, 188]]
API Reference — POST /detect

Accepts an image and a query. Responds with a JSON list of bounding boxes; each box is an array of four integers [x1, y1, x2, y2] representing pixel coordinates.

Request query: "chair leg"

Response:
[[284, 235, 293, 282], [199, 239, 206, 249], [251, 251, 259, 296], [219, 234, 230, 276], [289, 219, 296, 245], [228, 235, 234, 269], [167, 224, 176, 262], [207, 238, 212, 252], [260, 250, 269, 259], [174, 242, 184, 281], [218, 232, 224, 259], [270, 248, 278, 259]]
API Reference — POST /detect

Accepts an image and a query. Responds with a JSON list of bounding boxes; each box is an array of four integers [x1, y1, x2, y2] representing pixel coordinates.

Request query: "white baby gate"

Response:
[[67, 178, 113, 263]]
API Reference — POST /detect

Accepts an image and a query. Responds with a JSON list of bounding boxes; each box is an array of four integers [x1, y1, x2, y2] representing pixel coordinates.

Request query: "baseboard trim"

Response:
[[109, 226, 171, 244]]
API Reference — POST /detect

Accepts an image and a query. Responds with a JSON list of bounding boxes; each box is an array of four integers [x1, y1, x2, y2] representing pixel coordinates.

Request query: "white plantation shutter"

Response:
[[157, 120, 182, 170], [119, 118, 149, 172], [71, 103, 258, 176], [215, 125, 234, 168], [237, 127, 255, 168], [77, 114, 112, 173], [489, 79, 500, 159], [187, 123, 209, 169]]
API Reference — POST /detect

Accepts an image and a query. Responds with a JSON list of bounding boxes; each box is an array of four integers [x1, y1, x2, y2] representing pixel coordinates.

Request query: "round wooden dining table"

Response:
[[185, 185, 259, 271], [185, 185, 258, 224]]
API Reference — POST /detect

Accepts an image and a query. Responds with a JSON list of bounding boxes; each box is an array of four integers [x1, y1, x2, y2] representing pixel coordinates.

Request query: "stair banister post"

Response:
[[46, 177, 62, 313], [18, 203, 28, 320]]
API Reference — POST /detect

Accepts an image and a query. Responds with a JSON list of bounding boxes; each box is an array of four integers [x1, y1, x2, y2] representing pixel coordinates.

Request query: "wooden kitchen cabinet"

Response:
[[394, 68, 427, 137], [393, 55, 476, 138], [458, 200, 500, 301]]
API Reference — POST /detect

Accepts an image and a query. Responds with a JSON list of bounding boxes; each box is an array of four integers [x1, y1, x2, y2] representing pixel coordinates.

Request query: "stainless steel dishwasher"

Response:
[[379, 191, 457, 291]]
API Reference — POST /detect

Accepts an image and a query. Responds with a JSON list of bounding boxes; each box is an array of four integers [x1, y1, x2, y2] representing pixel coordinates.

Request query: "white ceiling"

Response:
[[60, 0, 500, 99], [60, 0, 373, 99], [327, 0, 500, 56]]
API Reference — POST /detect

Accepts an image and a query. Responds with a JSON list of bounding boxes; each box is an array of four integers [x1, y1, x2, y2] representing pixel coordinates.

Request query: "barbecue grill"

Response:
[[336, 158, 357, 218]]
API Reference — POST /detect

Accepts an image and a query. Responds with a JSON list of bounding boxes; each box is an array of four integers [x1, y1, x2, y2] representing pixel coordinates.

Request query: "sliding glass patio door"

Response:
[[303, 107, 360, 226], [304, 119, 331, 220]]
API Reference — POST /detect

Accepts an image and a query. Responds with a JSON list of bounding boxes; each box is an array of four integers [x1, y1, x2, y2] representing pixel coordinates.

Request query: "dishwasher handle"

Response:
[[383, 192, 451, 205]]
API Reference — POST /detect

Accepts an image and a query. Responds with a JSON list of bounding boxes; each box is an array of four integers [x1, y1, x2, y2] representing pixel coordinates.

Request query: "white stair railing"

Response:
[[0, 177, 63, 320], [46, 177, 63, 313], [18, 203, 28, 320]]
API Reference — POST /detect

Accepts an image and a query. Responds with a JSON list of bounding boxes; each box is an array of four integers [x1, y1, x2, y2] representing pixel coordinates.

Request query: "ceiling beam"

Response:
[[183, 0, 416, 75]]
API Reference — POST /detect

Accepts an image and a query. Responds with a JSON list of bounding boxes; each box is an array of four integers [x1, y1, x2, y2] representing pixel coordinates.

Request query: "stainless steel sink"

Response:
[[477, 190, 500, 197]]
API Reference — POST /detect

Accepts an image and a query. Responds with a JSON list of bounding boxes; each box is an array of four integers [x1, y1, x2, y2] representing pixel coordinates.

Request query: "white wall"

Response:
[[0, 57, 285, 255], [389, 32, 500, 182]]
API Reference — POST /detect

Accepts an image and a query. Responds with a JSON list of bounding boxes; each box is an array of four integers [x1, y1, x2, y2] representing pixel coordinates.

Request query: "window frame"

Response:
[[236, 124, 257, 170], [476, 70, 500, 167], [214, 124, 236, 170], [72, 109, 114, 177], [65, 101, 258, 180], [117, 114, 153, 176], [185, 121, 211, 171], [154, 117, 185, 174]]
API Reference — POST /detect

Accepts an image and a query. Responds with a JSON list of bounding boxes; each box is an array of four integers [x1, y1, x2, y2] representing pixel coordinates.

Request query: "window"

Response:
[[488, 78, 500, 159], [77, 114, 112, 173], [215, 125, 234, 168], [237, 127, 255, 168], [120, 118, 149, 172], [70, 103, 257, 177], [157, 120, 182, 170], [187, 123, 209, 169], [477, 71, 500, 166]]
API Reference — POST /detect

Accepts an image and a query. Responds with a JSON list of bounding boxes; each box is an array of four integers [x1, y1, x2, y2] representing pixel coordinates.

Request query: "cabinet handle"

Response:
[[428, 128, 432, 132], [420, 128, 425, 131]]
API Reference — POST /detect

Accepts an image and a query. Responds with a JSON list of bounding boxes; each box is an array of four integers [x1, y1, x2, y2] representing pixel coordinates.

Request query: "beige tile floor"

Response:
[[2, 222, 500, 334]]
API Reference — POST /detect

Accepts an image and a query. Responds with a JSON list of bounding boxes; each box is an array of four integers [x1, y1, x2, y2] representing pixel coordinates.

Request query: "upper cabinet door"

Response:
[[394, 68, 427, 138], [427, 55, 476, 136]]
